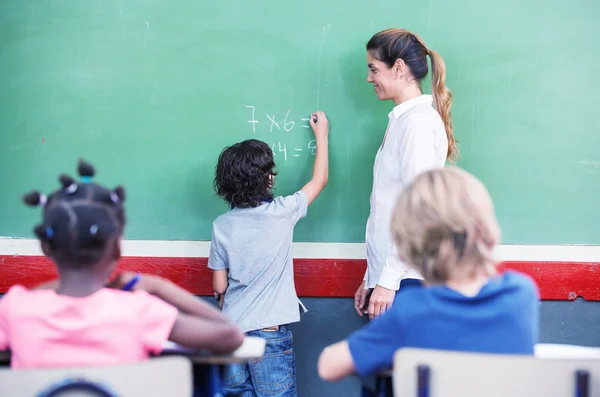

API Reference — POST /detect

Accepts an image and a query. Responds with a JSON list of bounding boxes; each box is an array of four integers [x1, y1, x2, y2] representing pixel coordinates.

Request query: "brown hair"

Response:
[[367, 28, 458, 161], [391, 167, 500, 284]]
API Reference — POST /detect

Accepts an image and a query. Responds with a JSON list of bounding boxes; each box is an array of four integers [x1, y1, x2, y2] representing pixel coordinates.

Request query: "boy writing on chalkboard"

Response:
[[208, 111, 329, 396]]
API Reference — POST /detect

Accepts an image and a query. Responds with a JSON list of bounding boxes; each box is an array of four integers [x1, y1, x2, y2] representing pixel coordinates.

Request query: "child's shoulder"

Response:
[[1, 284, 52, 301], [390, 287, 430, 314], [0, 285, 59, 315], [213, 191, 307, 224], [0, 285, 30, 303], [3, 284, 28, 295], [500, 270, 539, 296], [270, 191, 308, 211]]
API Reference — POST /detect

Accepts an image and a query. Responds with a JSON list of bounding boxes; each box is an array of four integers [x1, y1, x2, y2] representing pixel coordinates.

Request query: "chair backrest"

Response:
[[0, 356, 192, 397], [535, 343, 600, 359], [393, 348, 600, 397]]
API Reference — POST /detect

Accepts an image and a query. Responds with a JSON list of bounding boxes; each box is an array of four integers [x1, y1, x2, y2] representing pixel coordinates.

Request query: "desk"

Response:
[[159, 337, 266, 397], [0, 336, 266, 366], [160, 337, 266, 364]]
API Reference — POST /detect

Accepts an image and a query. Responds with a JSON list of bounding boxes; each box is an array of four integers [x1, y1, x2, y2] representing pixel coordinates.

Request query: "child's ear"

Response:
[[40, 241, 52, 256], [111, 237, 122, 261]]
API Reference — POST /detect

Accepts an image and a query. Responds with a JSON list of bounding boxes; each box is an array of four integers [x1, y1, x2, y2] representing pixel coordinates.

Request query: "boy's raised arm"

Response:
[[301, 111, 329, 205]]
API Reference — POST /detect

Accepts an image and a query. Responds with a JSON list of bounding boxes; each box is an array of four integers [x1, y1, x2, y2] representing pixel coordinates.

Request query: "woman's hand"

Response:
[[367, 285, 395, 320], [354, 281, 368, 316]]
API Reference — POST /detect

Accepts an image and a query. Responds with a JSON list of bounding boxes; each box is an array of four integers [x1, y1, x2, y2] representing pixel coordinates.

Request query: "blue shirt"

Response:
[[348, 271, 539, 376], [208, 191, 308, 333]]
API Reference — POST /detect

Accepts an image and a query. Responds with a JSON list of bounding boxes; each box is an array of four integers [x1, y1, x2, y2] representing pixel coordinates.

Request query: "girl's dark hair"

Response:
[[367, 28, 458, 161], [22, 159, 126, 268], [214, 139, 277, 209]]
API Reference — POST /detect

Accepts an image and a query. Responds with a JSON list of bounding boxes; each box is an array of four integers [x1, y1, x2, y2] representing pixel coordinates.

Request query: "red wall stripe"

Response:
[[0, 256, 598, 301]]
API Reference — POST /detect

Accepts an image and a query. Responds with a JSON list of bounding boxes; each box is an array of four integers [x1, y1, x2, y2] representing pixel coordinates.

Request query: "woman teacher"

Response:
[[355, 28, 458, 319]]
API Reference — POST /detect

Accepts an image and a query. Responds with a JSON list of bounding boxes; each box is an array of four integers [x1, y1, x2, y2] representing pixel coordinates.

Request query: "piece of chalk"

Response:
[[312, 115, 318, 122]]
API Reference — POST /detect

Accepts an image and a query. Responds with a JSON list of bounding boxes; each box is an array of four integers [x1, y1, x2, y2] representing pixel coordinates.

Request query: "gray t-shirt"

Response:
[[208, 191, 308, 333]]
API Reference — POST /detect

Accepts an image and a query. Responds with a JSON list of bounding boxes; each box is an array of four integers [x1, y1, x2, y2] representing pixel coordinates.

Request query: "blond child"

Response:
[[318, 167, 539, 381]]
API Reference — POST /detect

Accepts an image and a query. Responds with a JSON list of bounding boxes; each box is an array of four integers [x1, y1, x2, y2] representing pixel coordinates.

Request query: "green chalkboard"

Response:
[[1, 0, 599, 244]]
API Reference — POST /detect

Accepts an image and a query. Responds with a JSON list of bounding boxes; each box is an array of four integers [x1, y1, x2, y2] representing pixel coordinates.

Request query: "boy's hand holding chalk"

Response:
[[309, 111, 329, 139]]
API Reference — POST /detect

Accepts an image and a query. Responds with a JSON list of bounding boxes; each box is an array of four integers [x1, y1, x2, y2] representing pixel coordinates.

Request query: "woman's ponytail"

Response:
[[428, 49, 458, 161]]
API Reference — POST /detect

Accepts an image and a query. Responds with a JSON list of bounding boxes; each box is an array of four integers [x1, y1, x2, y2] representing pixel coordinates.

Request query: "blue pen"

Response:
[[122, 274, 141, 291]]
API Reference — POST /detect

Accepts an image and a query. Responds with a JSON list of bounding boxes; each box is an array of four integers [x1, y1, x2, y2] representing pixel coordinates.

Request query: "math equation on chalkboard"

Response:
[[245, 105, 317, 162]]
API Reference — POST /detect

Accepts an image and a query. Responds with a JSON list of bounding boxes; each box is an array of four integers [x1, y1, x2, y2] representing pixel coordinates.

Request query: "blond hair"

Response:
[[367, 28, 458, 161], [391, 167, 500, 284]]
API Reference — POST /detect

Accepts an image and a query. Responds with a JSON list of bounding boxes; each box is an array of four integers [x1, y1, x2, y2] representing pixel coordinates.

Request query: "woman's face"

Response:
[[366, 52, 400, 102]]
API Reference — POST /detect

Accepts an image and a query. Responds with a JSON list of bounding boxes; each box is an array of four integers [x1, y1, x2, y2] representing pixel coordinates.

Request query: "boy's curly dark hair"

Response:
[[22, 159, 126, 269], [214, 139, 277, 209]]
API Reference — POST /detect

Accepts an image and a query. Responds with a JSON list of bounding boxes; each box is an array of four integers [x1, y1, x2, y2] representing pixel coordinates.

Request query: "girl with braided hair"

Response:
[[0, 160, 243, 369]]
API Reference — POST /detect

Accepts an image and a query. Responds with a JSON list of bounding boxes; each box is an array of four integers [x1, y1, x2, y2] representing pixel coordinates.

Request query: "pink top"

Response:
[[0, 285, 178, 369]]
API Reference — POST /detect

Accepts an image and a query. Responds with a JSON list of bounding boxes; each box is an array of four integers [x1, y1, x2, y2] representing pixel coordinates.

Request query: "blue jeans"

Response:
[[223, 325, 296, 397]]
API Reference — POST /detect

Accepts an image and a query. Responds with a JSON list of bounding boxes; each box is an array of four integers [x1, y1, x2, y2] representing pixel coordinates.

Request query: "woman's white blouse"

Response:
[[364, 94, 449, 290]]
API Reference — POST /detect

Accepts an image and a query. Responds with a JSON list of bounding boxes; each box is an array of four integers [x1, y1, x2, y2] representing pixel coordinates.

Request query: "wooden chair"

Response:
[[0, 356, 192, 397], [535, 343, 600, 359], [393, 348, 600, 397]]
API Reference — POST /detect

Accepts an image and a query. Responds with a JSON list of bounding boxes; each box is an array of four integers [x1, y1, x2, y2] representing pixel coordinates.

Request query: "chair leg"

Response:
[[373, 376, 393, 397], [361, 385, 376, 397], [575, 370, 590, 397], [417, 365, 430, 397], [381, 376, 393, 397]]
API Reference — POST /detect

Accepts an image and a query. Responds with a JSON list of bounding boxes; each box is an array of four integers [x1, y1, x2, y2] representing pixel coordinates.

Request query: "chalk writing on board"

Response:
[[266, 113, 280, 132], [245, 105, 259, 133], [308, 140, 317, 155], [275, 142, 287, 161], [299, 118, 310, 128], [245, 105, 317, 162], [283, 110, 295, 132]]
